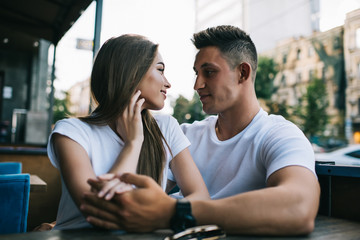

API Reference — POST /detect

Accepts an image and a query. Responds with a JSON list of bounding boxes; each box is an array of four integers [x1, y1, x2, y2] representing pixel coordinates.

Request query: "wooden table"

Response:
[[30, 175, 47, 193], [0, 215, 359, 239]]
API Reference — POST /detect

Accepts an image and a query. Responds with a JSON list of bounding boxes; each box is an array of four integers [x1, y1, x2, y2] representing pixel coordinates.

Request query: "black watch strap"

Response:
[[170, 199, 196, 233]]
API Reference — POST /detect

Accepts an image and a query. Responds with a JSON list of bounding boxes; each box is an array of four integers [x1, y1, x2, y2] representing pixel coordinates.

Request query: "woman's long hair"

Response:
[[80, 34, 166, 185]]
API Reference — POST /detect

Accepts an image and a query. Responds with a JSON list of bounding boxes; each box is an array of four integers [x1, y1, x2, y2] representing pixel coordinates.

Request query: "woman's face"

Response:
[[137, 52, 171, 110]]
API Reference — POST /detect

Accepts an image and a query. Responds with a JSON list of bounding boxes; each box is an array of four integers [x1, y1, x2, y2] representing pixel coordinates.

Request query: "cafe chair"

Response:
[[0, 162, 22, 174], [0, 170, 30, 233]]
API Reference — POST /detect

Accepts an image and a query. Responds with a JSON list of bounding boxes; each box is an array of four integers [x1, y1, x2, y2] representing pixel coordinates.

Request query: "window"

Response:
[[333, 36, 341, 50], [297, 49, 301, 60], [308, 46, 315, 57], [309, 69, 314, 80], [280, 75, 286, 87], [296, 73, 302, 83], [356, 28, 360, 49]]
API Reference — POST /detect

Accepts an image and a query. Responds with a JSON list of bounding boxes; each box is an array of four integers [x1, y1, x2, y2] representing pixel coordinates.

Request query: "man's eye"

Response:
[[205, 70, 215, 77]]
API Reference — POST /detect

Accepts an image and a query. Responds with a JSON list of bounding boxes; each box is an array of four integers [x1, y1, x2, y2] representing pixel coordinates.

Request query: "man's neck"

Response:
[[215, 103, 260, 141]]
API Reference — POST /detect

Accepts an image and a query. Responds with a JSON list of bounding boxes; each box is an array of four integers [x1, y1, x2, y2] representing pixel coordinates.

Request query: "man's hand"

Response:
[[81, 173, 177, 232]]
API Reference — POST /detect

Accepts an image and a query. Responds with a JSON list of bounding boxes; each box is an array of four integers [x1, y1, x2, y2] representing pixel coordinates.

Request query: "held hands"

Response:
[[81, 173, 176, 232], [88, 173, 133, 200], [116, 90, 145, 144]]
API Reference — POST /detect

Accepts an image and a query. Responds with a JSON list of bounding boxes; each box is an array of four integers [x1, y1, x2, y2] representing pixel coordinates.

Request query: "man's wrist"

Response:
[[169, 198, 197, 233]]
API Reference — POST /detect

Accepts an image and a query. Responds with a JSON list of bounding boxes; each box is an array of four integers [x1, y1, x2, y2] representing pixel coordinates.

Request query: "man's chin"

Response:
[[202, 107, 217, 115]]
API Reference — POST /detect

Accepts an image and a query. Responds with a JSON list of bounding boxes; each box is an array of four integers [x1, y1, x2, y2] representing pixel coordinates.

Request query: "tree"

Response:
[[255, 56, 277, 99], [172, 93, 207, 124], [52, 91, 72, 124], [294, 78, 329, 138], [266, 101, 289, 119], [172, 95, 190, 124]]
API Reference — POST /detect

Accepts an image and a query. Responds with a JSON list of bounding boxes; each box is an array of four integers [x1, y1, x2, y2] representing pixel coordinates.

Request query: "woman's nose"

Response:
[[164, 77, 171, 88]]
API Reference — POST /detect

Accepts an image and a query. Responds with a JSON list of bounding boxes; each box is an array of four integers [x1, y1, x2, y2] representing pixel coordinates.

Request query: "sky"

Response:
[[52, 0, 360, 114]]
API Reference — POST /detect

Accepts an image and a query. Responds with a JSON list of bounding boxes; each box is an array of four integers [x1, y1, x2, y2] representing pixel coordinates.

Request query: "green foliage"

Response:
[[265, 101, 289, 119], [293, 78, 329, 137], [172, 93, 207, 124], [255, 56, 277, 99], [52, 92, 72, 124]]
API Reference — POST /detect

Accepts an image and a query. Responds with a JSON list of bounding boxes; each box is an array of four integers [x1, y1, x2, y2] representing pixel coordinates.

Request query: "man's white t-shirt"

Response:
[[47, 114, 190, 230], [170, 108, 315, 199]]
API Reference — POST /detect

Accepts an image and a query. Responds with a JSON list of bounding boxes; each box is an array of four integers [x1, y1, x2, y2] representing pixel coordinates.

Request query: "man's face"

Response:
[[193, 46, 239, 115]]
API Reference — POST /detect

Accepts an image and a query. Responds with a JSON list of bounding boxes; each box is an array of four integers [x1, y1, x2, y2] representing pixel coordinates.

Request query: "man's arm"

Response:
[[81, 166, 319, 235], [191, 166, 320, 235]]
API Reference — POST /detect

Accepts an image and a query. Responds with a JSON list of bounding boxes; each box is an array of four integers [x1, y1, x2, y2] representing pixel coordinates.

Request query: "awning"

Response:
[[0, 0, 93, 46]]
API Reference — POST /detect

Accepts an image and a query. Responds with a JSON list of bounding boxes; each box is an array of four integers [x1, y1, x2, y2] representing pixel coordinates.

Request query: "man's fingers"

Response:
[[82, 192, 122, 215], [86, 216, 123, 230], [120, 173, 154, 189], [87, 178, 103, 192]]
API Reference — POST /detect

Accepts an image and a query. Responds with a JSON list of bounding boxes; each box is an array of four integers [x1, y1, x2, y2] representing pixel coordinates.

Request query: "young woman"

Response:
[[47, 34, 209, 230]]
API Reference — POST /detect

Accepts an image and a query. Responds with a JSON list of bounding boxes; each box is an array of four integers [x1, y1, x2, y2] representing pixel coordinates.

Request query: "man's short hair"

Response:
[[192, 25, 258, 79]]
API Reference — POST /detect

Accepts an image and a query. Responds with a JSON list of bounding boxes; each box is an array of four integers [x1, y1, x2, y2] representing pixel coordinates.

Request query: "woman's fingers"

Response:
[[114, 182, 134, 194], [134, 98, 145, 116], [128, 90, 142, 115], [97, 178, 121, 198], [97, 173, 115, 181]]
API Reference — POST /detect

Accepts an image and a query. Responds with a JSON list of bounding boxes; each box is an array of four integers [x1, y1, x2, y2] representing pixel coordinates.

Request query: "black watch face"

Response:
[[171, 200, 196, 233]]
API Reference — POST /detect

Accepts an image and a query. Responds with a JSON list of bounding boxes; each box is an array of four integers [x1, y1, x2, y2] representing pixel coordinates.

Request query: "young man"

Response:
[[80, 25, 320, 236]]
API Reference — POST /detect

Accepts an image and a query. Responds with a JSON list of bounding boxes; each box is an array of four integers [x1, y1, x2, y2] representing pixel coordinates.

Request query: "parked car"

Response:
[[315, 144, 360, 166]]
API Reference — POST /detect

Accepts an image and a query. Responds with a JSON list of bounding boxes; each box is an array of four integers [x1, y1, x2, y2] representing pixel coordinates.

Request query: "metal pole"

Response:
[[89, 0, 103, 113], [93, 0, 103, 57], [48, 45, 56, 139]]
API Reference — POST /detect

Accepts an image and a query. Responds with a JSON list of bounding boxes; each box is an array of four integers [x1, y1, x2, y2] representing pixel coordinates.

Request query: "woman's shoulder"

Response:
[[153, 114, 179, 126], [53, 118, 92, 132]]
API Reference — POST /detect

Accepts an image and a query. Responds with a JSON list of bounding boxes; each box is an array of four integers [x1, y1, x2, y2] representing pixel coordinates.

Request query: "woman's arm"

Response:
[[169, 148, 210, 200], [53, 133, 97, 207]]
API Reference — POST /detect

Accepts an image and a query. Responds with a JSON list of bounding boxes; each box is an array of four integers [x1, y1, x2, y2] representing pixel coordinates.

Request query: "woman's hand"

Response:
[[116, 90, 145, 145], [88, 173, 134, 200]]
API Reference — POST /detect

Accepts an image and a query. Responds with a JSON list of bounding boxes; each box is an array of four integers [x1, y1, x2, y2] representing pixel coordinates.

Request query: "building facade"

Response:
[[263, 26, 345, 138], [344, 8, 360, 143]]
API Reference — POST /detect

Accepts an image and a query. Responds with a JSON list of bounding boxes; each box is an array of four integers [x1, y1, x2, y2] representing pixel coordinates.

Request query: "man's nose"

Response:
[[193, 75, 205, 90]]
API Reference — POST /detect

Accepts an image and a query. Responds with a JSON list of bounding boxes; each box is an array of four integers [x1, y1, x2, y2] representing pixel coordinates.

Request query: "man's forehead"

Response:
[[194, 46, 225, 68]]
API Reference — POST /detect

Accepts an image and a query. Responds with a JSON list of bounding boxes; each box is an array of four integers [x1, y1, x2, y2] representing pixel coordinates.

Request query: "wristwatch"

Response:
[[170, 198, 196, 233]]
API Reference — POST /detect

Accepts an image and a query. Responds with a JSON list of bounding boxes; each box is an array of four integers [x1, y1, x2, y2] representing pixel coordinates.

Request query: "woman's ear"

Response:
[[237, 63, 251, 83]]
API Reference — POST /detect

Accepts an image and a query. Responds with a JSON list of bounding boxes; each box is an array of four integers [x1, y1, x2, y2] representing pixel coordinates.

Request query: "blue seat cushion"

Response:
[[0, 173, 30, 233], [0, 162, 22, 174]]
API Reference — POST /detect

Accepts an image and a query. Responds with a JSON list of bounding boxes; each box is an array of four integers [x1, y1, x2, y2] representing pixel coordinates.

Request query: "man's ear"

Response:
[[237, 63, 251, 83]]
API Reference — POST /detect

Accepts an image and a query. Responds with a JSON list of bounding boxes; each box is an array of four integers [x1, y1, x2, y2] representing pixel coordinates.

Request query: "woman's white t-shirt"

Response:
[[47, 114, 189, 230]]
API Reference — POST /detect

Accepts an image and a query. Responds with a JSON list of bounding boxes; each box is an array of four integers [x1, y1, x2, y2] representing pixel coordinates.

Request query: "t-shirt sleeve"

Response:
[[156, 115, 191, 182], [47, 119, 91, 169], [167, 116, 191, 158], [262, 122, 316, 180]]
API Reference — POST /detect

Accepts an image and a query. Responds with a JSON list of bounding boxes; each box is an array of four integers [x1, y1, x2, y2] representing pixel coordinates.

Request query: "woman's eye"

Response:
[[158, 68, 165, 74]]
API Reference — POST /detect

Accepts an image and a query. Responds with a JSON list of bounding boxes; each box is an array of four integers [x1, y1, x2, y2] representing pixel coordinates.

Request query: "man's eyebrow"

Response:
[[193, 62, 214, 72], [200, 62, 213, 68]]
